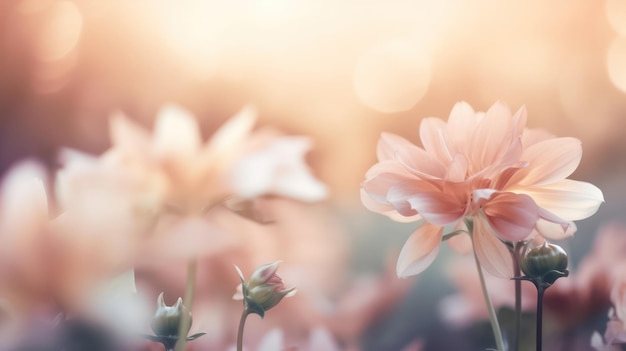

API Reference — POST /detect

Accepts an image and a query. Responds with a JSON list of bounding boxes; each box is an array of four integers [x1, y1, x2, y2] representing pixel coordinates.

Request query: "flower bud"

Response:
[[520, 242, 569, 286], [234, 261, 296, 318], [151, 292, 192, 337]]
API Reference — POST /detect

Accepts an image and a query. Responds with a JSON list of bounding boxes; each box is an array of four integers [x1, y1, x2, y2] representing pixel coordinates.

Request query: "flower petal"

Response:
[[445, 101, 477, 154], [388, 182, 465, 225], [535, 219, 576, 240], [230, 137, 328, 201], [469, 102, 518, 169], [153, 104, 202, 157], [360, 189, 422, 222], [377, 132, 414, 161], [512, 179, 604, 221], [472, 216, 514, 278], [396, 223, 443, 277], [257, 329, 285, 351], [309, 327, 341, 351], [482, 192, 539, 242], [109, 112, 151, 155], [512, 137, 582, 186], [419, 117, 452, 162]]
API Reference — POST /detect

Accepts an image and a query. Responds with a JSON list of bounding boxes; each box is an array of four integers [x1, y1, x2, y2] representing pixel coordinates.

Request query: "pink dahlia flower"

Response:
[[361, 102, 603, 278]]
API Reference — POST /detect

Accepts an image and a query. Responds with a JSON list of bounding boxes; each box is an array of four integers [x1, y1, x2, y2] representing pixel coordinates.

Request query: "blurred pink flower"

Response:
[[57, 104, 328, 262], [361, 101, 604, 277], [227, 327, 341, 351], [107, 104, 327, 214]]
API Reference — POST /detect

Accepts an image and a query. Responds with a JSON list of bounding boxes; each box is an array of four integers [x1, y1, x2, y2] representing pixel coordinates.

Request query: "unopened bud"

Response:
[[151, 292, 192, 337], [520, 242, 569, 287], [234, 261, 296, 318]]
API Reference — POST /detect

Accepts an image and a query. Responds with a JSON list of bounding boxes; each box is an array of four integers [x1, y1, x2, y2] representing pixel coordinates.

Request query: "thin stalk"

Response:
[[473, 251, 506, 351], [175, 259, 198, 351], [237, 309, 250, 351], [512, 242, 524, 351], [536, 287, 545, 351]]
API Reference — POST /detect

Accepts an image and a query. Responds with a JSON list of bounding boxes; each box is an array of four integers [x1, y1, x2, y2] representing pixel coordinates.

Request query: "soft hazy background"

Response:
[[1, 0, 625, 350]]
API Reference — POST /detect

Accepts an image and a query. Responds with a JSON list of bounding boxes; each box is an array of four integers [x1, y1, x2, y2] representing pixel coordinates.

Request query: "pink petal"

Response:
[[445, 101, 477, 154], [419, 117, 452, 162], [360, 189, 422, 222], [512, 137, 582, 186], [472, 216, 514, 278], [257, 329, 285, 351], [482, 192, 539, 242], [153, 104, 202, 158], [512, 179, 604, 221], [396, 223, 443, 277], [377, 132, 415, 161], [469, 102, 518, 169], [308, 327, 341, 351], [204, 105, 256, 163], [388, 182, 466, 225], [446, 229, 473, 255], [0, 161, 48, 236], [109, 112, 151, 155], [231, 137, 328, 201], [521, 127, 556, 148], [393, 141, 447, 179], [535, 219, 576, 240], [362, 162, 417, 205]]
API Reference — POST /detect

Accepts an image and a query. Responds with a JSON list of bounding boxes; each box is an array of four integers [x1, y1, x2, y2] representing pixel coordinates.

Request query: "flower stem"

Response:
[[512, 242, 524, 351], [237, 309, 250, 351], [473, 250, 506, 351], [536, 287, 545, 351], [175, 259, 197, 351]]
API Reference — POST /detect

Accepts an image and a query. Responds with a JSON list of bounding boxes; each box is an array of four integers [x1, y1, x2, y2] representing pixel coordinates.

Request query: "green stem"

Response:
[[175, 259, 197, 351], [237, 308, 250, 351], [536, 287, 545, 351], [512, 242, 524, 351], [473, 249, 506, 351]]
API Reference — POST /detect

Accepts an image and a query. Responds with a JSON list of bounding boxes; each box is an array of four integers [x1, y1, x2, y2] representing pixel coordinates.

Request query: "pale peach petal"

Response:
[[204, 105, 256, 164], [377, 132, 415, 161], [257, 329, 285, 351], [511, 137, 582, 186], [396, 223, 443, 277], [359, 189, 422, 223], [0, 161, 48, 239], [109, 112, 151, 155], [419, 117, 452, 162], [308, 327, 341, 351], [447, 232, 473, 255], [388, 183, 465, 225], [473, 216, 514, 278], [469, 102, 517, 169], [393, 141, 446, 179], [445, 101, 477, 154], [445, 154, 468, 182], [230, 137, 328, 201], [534, 219, 576, 240], [153, 104, 202, 157], [482, 192, 539, 242], [362, 163, 419, 205], [521, 127, 555, 148], [512, 179, 604, 221]]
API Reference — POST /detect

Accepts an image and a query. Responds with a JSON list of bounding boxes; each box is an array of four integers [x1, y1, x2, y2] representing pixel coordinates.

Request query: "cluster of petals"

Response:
[[56, 104, 328, 260], [361, 101, 604, 278]]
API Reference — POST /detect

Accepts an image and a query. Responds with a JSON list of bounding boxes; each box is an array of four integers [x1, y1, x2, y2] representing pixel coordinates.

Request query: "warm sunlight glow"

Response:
[[35, 1, 83, 62], [353, 39, 431, 114], [608, 36, 626, 93]]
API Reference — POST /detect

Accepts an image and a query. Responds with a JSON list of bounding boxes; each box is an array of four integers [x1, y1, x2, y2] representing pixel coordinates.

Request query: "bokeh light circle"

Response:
[[607, 36, 626, 93], [353, 39, 431, 114]]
